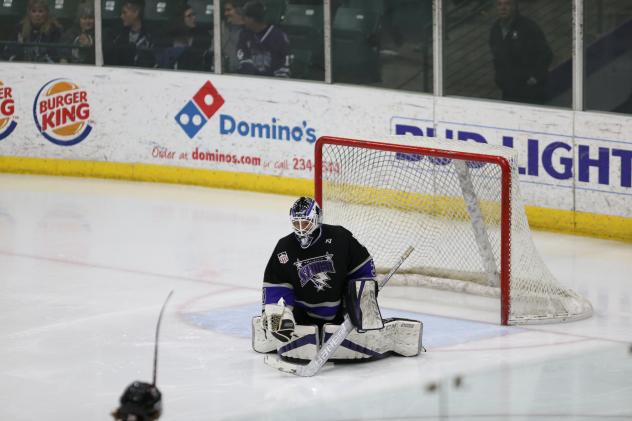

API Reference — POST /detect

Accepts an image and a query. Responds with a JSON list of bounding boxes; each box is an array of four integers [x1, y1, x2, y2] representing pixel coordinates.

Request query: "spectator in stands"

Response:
[[158, 2, 211, 70], [4, 0, 63, 63], [105, 0, 155, 67], [380, 1, 403, 49], [60, 2, 95, 64], [489, 0, 553, 104], [222, 0, 245, 72], [236, 0, 291, 77]]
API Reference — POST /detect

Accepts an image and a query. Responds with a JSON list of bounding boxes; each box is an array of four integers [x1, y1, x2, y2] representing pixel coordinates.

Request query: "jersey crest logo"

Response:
[[325, 238, 332, 244], [277, 251, 289, 264], [294, 253, 335, 292]]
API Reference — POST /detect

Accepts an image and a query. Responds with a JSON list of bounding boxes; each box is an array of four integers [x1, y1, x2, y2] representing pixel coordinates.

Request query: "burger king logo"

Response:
[[33, 78, 92, 146], [0, 81, 17, 141]]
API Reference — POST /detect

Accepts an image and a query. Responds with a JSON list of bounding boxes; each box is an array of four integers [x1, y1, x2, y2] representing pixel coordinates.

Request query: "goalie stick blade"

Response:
[[263, 355, 306, 376]]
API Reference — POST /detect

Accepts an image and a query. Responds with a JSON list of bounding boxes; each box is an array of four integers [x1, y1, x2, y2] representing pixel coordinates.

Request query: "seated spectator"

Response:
[[4, 0, 63, 63], [158, 2, 211, 71], [60, 2, 95, 64], [236, 0, 291, 77], [222, 0, 245, 72], [105, 0, 155, 67]]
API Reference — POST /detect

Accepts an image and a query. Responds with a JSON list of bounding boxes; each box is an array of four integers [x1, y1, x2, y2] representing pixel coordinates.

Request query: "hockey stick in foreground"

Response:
[[264, 245, 415, 377]]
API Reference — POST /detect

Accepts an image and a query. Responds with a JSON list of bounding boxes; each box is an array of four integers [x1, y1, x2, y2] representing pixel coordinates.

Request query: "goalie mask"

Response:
[[290, 197, 322, 249]]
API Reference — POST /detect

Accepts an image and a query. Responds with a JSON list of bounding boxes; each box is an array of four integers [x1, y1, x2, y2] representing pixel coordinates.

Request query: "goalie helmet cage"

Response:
[[314, 136, 592, 325]]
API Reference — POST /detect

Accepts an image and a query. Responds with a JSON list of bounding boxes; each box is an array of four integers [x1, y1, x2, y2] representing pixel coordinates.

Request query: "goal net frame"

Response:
[[314, 135, 591, 325]]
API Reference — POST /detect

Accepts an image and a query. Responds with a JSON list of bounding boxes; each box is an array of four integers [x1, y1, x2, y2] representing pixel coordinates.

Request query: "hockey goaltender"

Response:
[[252, 197, 424, 364]]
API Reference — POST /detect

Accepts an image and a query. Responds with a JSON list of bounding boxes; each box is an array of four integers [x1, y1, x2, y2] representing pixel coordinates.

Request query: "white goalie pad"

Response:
[[347, 279, 384, 331], [276, 324, 320, 361], [253, 316, 424, 362], [324, 318, 424, 360], [252, 316, 319, 360]]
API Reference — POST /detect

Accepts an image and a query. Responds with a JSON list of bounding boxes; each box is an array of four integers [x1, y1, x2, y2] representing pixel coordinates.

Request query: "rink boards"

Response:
[[0, 62, 630, 241]]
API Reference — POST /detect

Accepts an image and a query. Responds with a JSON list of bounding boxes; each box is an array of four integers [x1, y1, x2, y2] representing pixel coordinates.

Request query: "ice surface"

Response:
[[0, 174, 630, 420]]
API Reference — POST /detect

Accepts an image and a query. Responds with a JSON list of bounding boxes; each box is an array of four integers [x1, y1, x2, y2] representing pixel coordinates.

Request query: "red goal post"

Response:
[[314, 135, 592, 325]]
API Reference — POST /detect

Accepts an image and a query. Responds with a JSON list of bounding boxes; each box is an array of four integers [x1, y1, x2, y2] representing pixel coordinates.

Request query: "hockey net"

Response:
[[315, 136, 592, 325]]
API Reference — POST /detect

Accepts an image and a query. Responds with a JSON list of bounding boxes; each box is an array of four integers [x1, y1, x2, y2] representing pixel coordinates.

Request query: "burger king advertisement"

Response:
[[0, 80, 17, 141], [33, 79, 92, 146]]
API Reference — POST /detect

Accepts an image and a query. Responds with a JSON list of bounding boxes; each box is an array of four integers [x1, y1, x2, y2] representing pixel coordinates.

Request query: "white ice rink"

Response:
[[0, 173, 631, 420]]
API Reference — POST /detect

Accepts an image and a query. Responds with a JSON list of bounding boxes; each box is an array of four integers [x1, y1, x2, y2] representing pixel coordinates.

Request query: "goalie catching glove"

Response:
[[262, 298, 296, 342]]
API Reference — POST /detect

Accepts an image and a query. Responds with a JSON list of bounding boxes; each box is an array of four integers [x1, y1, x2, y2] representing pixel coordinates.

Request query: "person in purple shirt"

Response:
[[236, 0, 291, 77]]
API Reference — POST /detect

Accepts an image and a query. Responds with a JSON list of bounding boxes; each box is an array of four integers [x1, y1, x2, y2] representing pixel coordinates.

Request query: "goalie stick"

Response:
[[264, 245, 415, 377]]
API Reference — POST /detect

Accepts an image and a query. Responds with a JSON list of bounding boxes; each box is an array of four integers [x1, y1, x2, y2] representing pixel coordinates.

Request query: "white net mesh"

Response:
[[318, 136, 592, 324]]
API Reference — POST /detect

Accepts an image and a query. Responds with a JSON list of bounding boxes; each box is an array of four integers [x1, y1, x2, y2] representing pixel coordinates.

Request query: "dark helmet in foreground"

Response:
[[290, 197, 322, 248], [112, 381, 162, 421]]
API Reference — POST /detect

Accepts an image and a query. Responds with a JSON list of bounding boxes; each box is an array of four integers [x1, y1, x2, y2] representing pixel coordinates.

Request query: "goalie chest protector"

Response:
[[263, 224, 374, 320]]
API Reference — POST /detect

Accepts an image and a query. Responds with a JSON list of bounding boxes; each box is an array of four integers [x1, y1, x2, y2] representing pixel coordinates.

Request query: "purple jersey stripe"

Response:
[[263, 286, 295, 306], [348, 259, 375, 281], [294, 302, 340, 317]]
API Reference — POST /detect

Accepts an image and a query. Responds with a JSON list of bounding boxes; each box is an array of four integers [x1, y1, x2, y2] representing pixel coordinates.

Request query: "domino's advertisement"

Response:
[[0, 63, 630, 239]]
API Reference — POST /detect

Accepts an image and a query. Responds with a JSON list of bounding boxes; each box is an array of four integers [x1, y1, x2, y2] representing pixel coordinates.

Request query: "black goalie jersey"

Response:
[[263, 224, 376, 325]]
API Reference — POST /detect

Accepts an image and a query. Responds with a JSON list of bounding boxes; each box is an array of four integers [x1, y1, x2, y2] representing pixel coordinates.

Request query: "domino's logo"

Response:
[[175, 81, 225, 139]]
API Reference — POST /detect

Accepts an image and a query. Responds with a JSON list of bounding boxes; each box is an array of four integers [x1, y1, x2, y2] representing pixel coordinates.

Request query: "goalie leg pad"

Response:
[[252, 316, 319, 361], [277, 324, 319, 361], [385, 317, 424, 357], [323, 317, 424, 361]]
